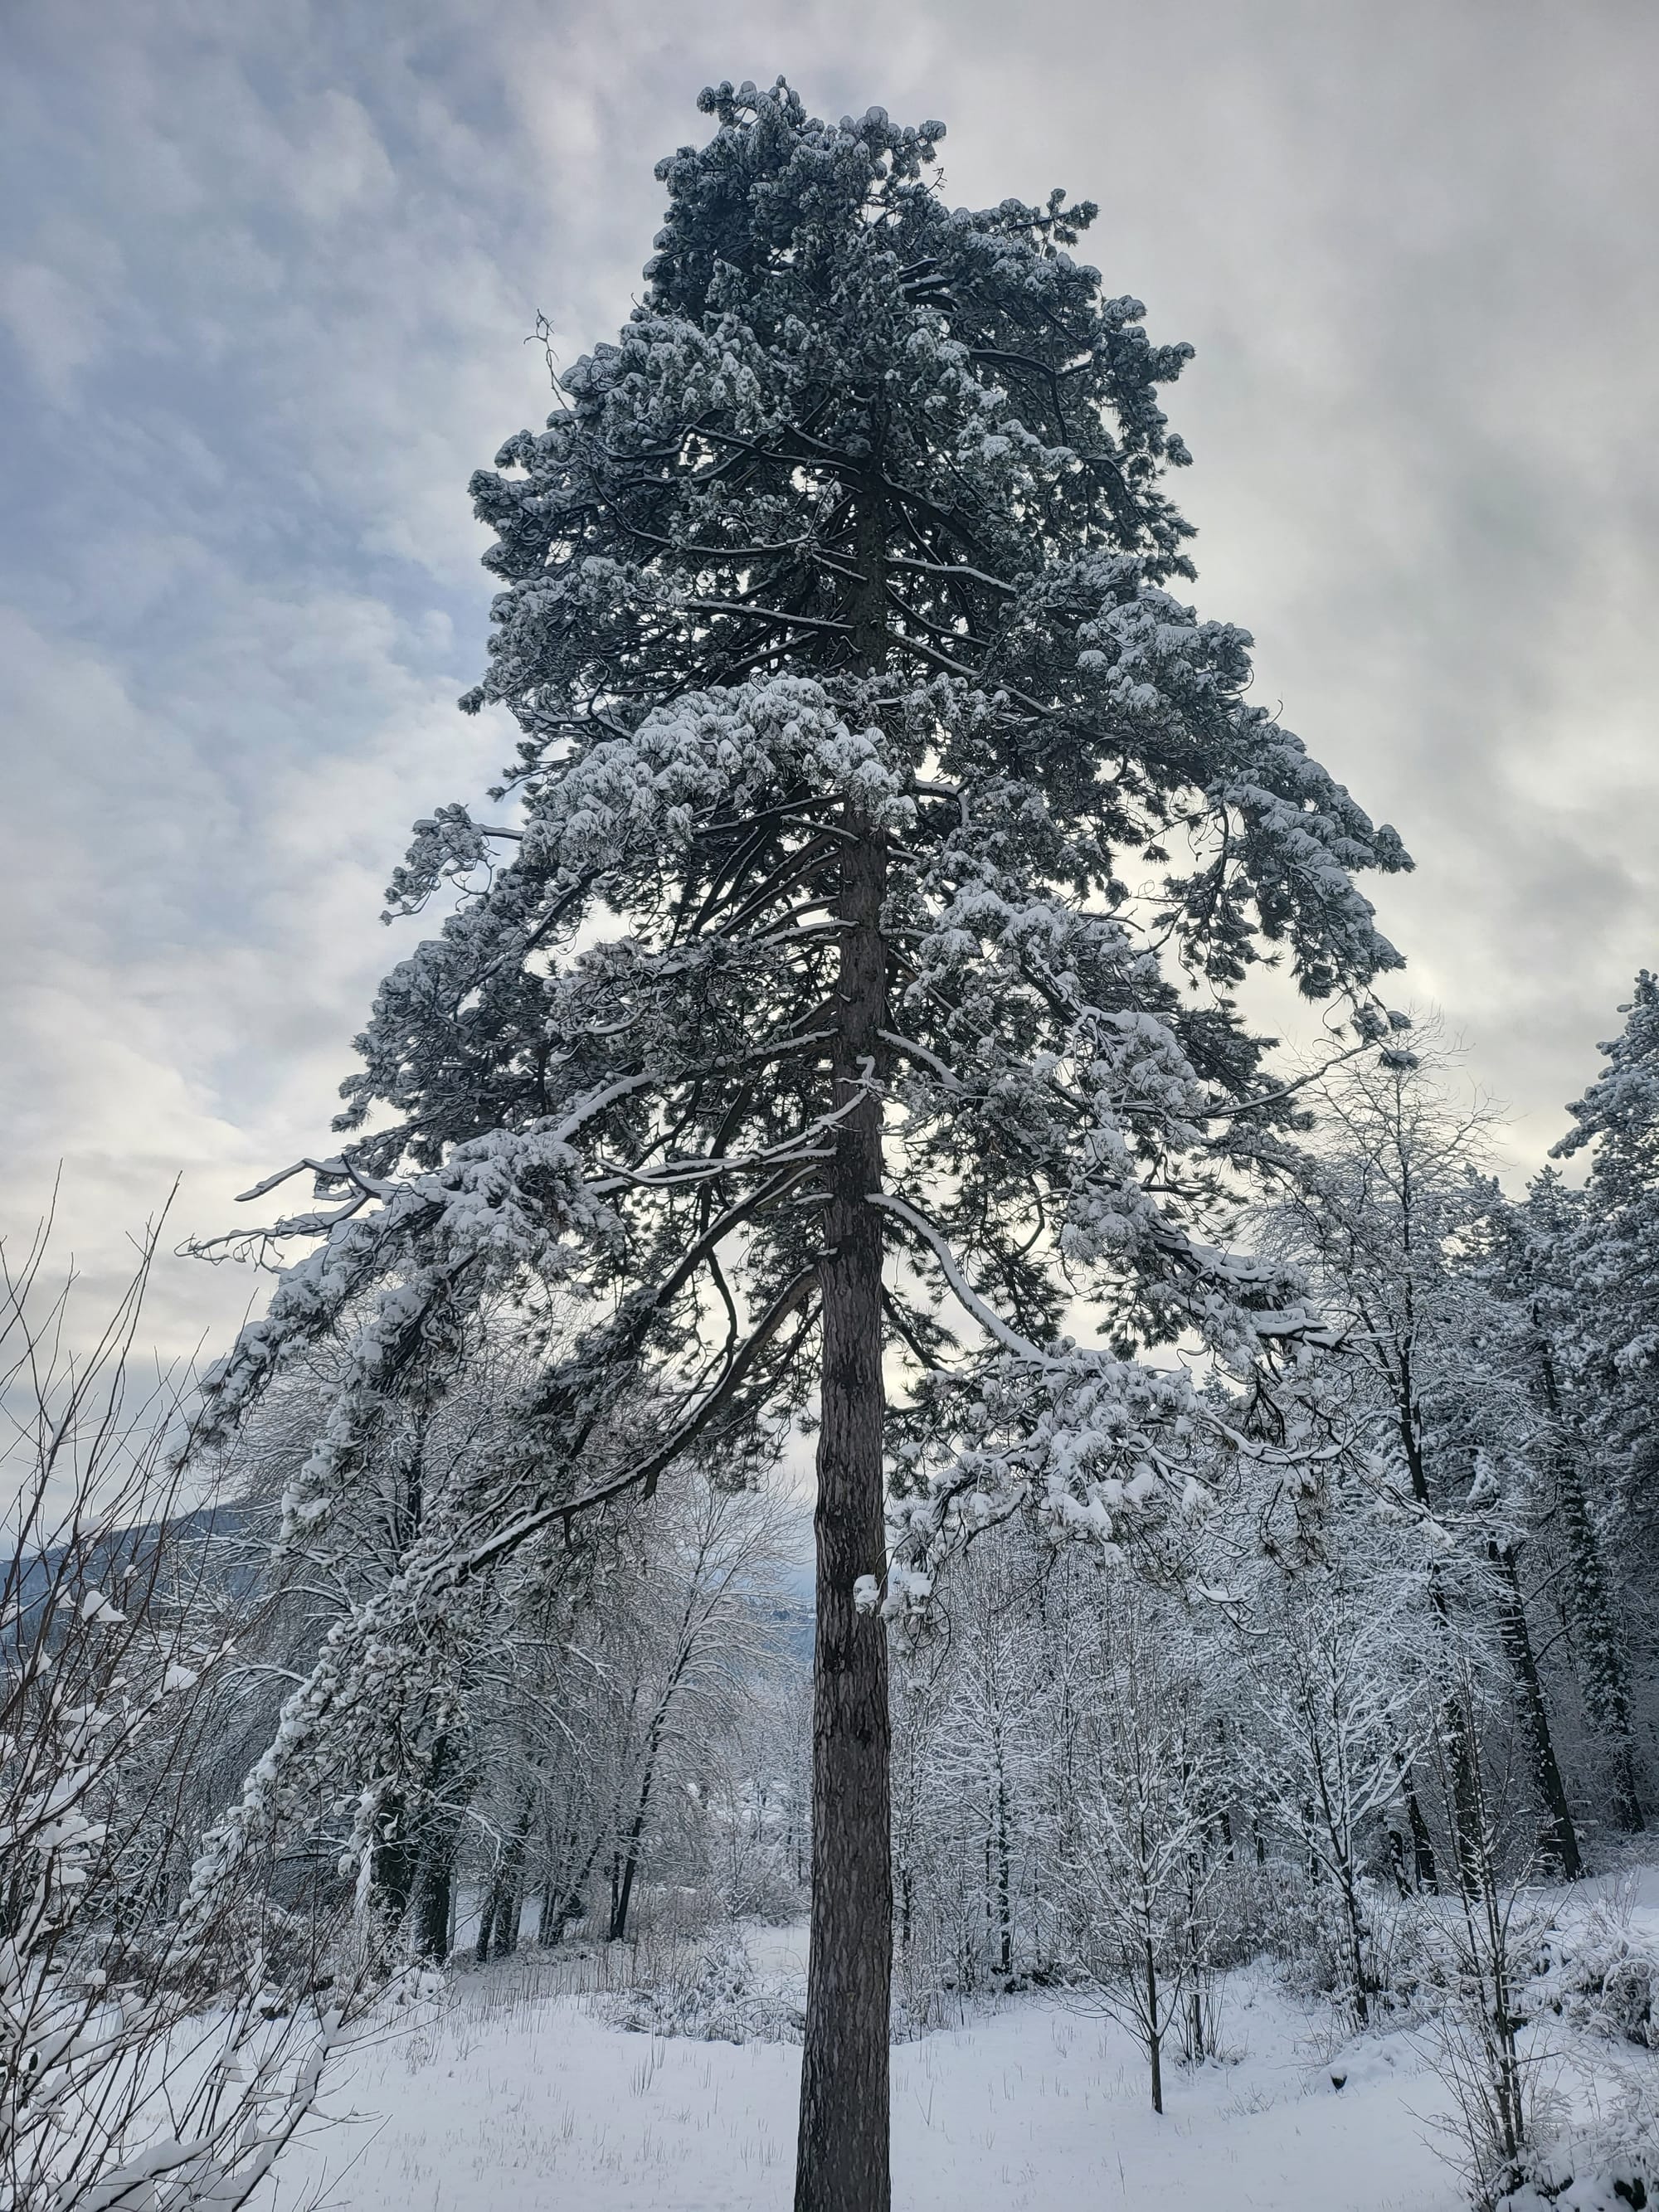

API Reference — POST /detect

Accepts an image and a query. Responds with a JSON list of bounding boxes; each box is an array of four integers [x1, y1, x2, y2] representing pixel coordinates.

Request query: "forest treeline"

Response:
[[8, 993, 1659, 2209]]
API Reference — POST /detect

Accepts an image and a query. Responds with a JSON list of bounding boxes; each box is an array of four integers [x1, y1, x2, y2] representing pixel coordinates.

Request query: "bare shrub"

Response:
[[0, 1199, 363, 2211]]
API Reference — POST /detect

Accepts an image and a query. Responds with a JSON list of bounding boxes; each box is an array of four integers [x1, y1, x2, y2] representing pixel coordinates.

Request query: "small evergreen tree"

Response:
[[187, 81, 1408, 2210]]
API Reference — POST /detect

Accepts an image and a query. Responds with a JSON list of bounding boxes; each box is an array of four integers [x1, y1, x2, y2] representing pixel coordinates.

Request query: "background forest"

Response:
[[12, 1006, 1659, 2212]]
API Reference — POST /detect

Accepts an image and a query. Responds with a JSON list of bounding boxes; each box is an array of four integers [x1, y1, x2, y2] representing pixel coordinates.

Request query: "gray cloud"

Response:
[[2, 0, 1656, 1351]]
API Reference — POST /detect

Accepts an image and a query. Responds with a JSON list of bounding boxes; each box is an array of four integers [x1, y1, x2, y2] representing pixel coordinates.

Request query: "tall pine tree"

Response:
[[1552, 972, 1659, 1544], [187, 82, 1408, 2210], [1538, 972, 1659, 1829]]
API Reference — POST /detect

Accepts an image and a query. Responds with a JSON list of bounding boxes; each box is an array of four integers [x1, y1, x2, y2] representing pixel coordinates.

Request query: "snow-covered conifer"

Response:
[[1550, 974, 1659, 1760], [189, 80, 1408, 2210]]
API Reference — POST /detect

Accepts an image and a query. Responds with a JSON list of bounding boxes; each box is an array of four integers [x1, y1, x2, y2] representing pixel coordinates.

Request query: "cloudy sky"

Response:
[[2, 0, 1657, 1360]]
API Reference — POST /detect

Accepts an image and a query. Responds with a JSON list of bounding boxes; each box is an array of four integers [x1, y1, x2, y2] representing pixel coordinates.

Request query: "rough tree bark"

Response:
[[795, 805, 892, 2212], [1537, 1330, 1644, 1831], [411, 1738, 467, 1959], [1393, 1339, 1484, 1897], [1490, 1539, 1582, 1878], [795, 464, 893, 2212]]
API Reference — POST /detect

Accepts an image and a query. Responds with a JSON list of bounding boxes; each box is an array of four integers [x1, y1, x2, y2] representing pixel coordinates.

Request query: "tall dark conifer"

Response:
[[1534, 972, 1659, 1830], [1552, 973, 1659, 1568], [187, 83, 1408, 2210]]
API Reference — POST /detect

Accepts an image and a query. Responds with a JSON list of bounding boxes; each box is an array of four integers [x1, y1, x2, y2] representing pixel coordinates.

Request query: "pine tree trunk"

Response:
[[415, 1839, 456, 1961], [370, 1787, 420, 1950], [1540, 1334, 1644, 1830], [1406, 1777, 1439, 1892], [1392, 1741, 1439, 1892], [795, 806, 892, 2212], [412, 1738, 466, 1961], [1387, 1826, 1412, 1899], [493, 1871, 523, 1959], [1491, 1539, 1583, 1878], [1560, 1464, 1644, 1830], [1444, 1698, 1487, 1901], [1397, 1360, 1484, 1891], [474, 1889, 497, 1965], [794, 455, 894, 2212]]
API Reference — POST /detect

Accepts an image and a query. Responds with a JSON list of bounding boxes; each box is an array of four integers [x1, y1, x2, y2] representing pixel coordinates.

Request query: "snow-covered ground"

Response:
[[264, 1926, 1466, 2212]]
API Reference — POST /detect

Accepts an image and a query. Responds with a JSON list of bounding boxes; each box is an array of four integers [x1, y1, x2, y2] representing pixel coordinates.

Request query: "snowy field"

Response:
[[263, 1925, 1467, 2212]]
